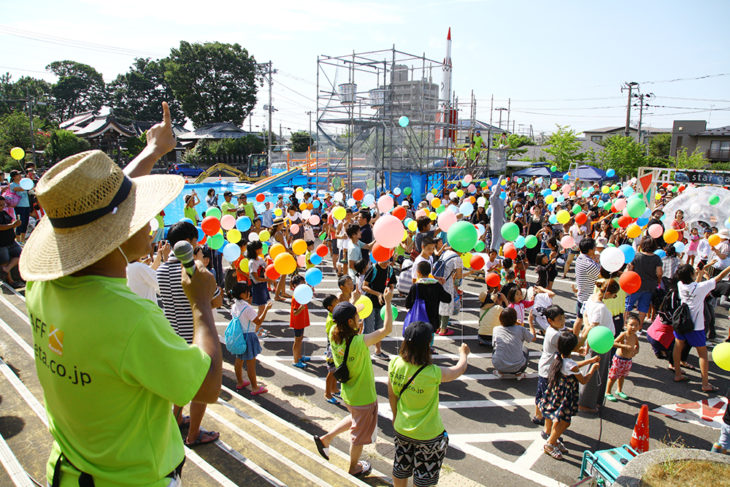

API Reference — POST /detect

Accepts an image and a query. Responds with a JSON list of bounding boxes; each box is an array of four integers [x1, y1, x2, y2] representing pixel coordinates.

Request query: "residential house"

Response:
[[582, 126, 670, 144], [670, 120, 730, 162]]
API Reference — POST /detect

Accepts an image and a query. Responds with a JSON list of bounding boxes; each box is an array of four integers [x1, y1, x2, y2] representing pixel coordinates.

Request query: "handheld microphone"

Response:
[[173, 241, 196, 276]]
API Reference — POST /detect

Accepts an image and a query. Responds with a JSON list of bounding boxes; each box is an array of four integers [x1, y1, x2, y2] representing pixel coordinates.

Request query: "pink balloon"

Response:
[[220, 214, 236, 230], [309, 215, 320, 225], [463, 174, 473, 184], [297, 255, 306, 267], [377, 195, 394, 213], [437, 210, 457, 231], [560, 235, 575, 249], [614, 198, 627, 211], [415, 209, 428, 219], [290, 224, 300, 235], [373, 215, 404, 249], [576, 190, 583, 197], [648, 224, 663, 239], [468, 183, 476, 193]]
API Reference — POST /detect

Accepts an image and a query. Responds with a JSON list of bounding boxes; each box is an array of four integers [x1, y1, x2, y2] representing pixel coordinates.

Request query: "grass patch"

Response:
[[641, 460, 730, 487]]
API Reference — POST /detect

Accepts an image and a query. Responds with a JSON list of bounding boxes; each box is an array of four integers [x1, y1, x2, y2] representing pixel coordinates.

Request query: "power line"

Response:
[[660, 96, 730, 102], [275, 79, 315, 102], [640, 72, 730, 85]]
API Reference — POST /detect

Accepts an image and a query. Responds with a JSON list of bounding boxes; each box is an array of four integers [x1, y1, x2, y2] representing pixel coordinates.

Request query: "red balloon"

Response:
[[575, 212, 587, 225], [392, 206, 407, 220], [265, 264, 280, 281], [617, 215, 632, 228], [503, 242, 517, 259], [353, 188, 364, 201], [486, 272, 500, 287], [315, 244, 328, 257], [470, 254, 485, 270], [201, 216, 221, 236], [256, 193, 265, 202], [198, 236, 207, 245], [619, 271, 641, 294], [372, 243, 393, 263]]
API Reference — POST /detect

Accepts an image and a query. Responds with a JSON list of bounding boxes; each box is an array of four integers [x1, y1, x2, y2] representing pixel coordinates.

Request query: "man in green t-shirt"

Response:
[[18, 102, 223, 487], [238, 193, 256, 221], [221, 191, 237, 218]]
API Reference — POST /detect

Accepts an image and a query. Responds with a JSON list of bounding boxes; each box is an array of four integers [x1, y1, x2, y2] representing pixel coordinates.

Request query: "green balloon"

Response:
[[710, 195, 720, 205], [626, 198, 646, 218], [380, 304, 399, 320], [550, 165, 557, 172], [572, 204, 582, 215], [208, 233, 225, 250], [500, 222, 520, 242], [527, 192, 534, 198], [261, 243, 269, 255], [435, 205, 445, 214], [587, 326, 614, 354], [525, 235, 538, 249], [205, 207, 222, 219], [403, 187, 412, 196], [603, 201, 612, 211], [611, 217, 619, 229], [447, 221, 478, 253], [474, 240, 486, 252], [480, 181, 488, 188]]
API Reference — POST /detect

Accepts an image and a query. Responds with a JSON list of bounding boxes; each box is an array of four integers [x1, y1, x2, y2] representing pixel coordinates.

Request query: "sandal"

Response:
[[185, 429, 219, 447], [293, 361, 308, 369], [177, 415, 191, 429], [681, 362, 696, 371], [615, 392, 628, 400], [251, 386, 268, 396], [605, 393, 617, 402], [236, 380, 251, 390], [543, 443, 563, 460], [555, 438, 568, 454], [702, 385, 719, 393], [313, 435, 329, 460], [531, 416, 545, 426], [673, 376, 690, 382], [351, 460, 372, 478]]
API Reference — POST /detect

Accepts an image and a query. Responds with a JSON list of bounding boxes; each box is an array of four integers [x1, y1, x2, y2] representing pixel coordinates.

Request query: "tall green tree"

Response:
[[649, 133, 671, 159], [45, 129, 91, 163], [672, 147, 707, 169], [290, 131, 313, 152], [108, 58, 185, 123], [0, 73, 54, 119], [544, 125, 582, 171], [597, 135, 647, 177], [164, 41, 258, 127], [47, 60, 106, 119]]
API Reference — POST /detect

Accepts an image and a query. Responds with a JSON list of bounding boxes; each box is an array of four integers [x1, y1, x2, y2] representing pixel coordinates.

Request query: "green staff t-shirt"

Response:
[[388, 357, 444, 440], [221, 201, 237, 217], [329, 332, 376, 406], [26, 275, 210, 487]]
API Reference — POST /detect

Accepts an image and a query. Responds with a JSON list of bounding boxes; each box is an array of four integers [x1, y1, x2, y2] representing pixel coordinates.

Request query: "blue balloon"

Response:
[[623, 187, 634, 197], [459, 201, 473, 216], [549, 214, 558, 224], [236, 216, 251, 231], [636, 217, 649, 227], [725, 218, 730, 229], [557, 195, 565, 202], [654, 249, 666, 258], [293, 284, 313, 305], [674, 242, 686, 253], [312, 199, 321, 208], [305, 268, 323, 287], [222, 243, 241, 262], [563, 174, 569, 181], [180, 218, 194, 225], [619, 244, 635, 264], [363, 194, 375, 206], [196, 226, 205, 241], [514, 236, 526, 249], [606, 169, 616, 177], [398, 116, 410, 127], [309, 254, 322, 265]]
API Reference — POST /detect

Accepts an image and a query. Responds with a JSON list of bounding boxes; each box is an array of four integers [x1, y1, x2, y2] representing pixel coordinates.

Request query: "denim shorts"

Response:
[[673, 329, 706, 348], [626, 291, 653, 314]]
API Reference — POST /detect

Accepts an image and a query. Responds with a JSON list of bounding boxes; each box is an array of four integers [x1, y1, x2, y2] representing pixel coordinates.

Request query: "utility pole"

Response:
[[495, 107, 507, 131], [621, 81, 639, 137], [633, 92, 654, 146], [258, 61, 277, 164], [305, 110, 313, 149], [506, 97, 511, 134]]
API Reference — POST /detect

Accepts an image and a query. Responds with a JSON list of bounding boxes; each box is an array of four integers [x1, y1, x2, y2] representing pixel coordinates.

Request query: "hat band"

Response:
[[48, 176, 133, 229]]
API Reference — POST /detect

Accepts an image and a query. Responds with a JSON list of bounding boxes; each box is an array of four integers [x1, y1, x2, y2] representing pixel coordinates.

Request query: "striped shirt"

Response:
[[157, 257, 194, 344], [574, 253, 600, 303]]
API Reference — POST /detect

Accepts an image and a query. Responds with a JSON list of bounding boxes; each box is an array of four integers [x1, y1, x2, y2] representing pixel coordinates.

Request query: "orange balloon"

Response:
[[431, 197, 441, 209], [708, 234, 722, 247], [274, 252, 297, 275], [663, 229, 679, 245], [299, 202, 307, 211], [627, 224, 642, 239], [292, 239, 307, 255], [269, 243, 286, 259]]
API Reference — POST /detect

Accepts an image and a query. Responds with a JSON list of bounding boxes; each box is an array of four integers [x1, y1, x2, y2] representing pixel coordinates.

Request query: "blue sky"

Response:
[[2, 0, 729, 136]]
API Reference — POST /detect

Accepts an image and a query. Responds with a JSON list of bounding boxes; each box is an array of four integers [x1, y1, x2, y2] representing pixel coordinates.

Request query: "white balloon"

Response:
[[426, 193, 434, 202], [334, 191, 344, 201], [600, 247, 624, 273]]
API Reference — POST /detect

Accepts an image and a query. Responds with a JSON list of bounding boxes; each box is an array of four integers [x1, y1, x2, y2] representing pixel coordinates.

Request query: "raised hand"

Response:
[[146, 102, 177, 157]]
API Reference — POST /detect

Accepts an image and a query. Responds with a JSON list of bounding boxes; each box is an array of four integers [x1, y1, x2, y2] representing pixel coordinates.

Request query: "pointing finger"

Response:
[[161, 101, 171, 127]]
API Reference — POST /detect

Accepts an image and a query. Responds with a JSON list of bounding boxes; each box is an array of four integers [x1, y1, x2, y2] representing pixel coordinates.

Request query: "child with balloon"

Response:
[[290, 274, 312, 368]]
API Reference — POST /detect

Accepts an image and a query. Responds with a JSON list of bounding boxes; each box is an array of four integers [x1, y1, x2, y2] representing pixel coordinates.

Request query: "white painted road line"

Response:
[[0, 430, 34, 487], [267, 351, 541, 361]]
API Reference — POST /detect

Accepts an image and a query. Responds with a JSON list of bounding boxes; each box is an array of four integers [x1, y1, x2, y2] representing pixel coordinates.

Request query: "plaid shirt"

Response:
[[662, 256, 679, 280]]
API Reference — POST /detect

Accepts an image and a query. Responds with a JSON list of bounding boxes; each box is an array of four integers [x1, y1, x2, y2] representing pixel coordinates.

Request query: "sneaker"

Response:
[[605, 393, 618, 402], [494, 370, 504, 378], [615, 392, 628, 400], [437, 328, 455, 336], [375, 352, 389, 360], [300, 356, 311, 362], [292, 361, 308, 369], [325, 396, 341, 405]]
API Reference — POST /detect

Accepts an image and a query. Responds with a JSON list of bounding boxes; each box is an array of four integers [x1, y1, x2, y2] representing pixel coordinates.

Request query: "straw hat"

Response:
[[19, 150, 183, 281]]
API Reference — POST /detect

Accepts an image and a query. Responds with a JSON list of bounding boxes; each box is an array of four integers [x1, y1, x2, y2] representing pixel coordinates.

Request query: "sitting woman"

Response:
[[492, 307, 536, 379]]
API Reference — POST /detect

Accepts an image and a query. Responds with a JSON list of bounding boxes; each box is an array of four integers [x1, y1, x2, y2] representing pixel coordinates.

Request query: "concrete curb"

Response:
[[615, 448, 730, 486]]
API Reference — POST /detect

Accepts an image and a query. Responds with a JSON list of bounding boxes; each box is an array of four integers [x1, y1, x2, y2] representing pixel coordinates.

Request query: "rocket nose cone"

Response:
[[447, 27, 451, 40]]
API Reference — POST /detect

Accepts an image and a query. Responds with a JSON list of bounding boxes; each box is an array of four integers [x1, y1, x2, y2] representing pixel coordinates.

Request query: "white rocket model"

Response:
[[440, 27, 452, 109]]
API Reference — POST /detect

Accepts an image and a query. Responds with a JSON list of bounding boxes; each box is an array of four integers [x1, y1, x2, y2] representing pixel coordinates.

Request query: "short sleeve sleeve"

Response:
[[120, 306, 210, 406], [587, 303, 602, 326], [242, 304, 258, 322]]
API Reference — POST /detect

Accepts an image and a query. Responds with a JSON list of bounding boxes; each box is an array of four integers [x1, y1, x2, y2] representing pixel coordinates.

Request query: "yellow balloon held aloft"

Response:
[[292, 239, 307, 255], [258, 229, 271, 242], [556, 210, 570, 224], [429, 211, 437, 221], [456, 189, 464, 198], [227, 229, 242, 244], [269, 243, 286, 259], [431, 188, 438, 195], [626, 224, 642, 239], [708, 234, 722, 247], [299, 202, 307, 211], [431, 197, 441, 209], [238, 258, 249, 273], [355, 295, 373, 319], [501, 179, 507, 186], [10, 147, 24, 160], [601, 185, 610, 194], [274, 208, 283, 217], [332, 206, 346, 220], [407, 220, 417, 232], [545, 195, 555, 204], [550, 183, 557, 191], [402, 229, 408, 242], [712, 342, 730, 371], [274, 252, 297, 275], [663, 229, 679, 245], [461, 252, 472, 268]]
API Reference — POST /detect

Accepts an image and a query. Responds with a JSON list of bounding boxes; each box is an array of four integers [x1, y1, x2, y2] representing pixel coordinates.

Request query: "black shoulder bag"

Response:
[[397, 365, 428, 402], [333, 337, 354, 383]]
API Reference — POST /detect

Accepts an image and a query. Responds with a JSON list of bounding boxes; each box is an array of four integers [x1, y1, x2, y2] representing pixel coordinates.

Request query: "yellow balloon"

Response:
[[238, 258, 249, 273], [626, 224, 642, 239], [10, 147, 24, 160], [712, 342, 730, 371], [299, 202, 307, 211], [431, 197, 442, 209], [402, 229, 408, 242], [429, 211, 437, 221], [333, 206, 346, 220], [274, 208, 282, 216], [269, 243, 286, 259], [501, 179, 507, 186], [431, 188, 438, 195], [259, 230, 271, 242], [227, 229, 242, 244], [407, 220, 417, 232], [274, 253, 297, 275], [601, 186, 610, 194], [462, 252, 472, 268], [655, 193, 662, 200], [556, 210, 570, 225], [456, 189, 464, 198], [545, 195, 555, 204], [708, 234, 721, 247], [292, 239, 307, 255], [356, 295, 373, 319], [550, 184, 557, 191]]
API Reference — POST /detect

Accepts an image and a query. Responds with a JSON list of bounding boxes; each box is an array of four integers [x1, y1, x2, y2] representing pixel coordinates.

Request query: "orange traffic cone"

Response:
[[630, 404, 650, 453]]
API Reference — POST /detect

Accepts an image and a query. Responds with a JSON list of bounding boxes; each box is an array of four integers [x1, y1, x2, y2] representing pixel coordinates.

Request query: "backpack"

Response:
[[659, 288, 694, 334], [403, 285, 430, 335], [2, 187, 20, 207], [397, 260, 413, 295], [433, 252, 459, 279], [224, 303, 252, 355]]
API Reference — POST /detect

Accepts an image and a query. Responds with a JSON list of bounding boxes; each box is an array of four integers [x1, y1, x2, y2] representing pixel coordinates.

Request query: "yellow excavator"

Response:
[[193, 154, 269, 183]]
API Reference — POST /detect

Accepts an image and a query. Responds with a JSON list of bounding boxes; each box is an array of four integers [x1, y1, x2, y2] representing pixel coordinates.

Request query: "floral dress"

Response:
[[539, 357, 579, 423]]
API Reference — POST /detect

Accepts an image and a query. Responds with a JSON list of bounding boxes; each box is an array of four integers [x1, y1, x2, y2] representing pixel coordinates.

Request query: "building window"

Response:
[[710, 140, 730, 161], [590, 135, 602, 143]]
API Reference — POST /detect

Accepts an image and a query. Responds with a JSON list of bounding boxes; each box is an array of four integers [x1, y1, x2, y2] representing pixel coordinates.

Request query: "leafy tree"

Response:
[[649, 133, 671, 160], [544, 125, 582, 171], [672, 147, 707, 169], [164, 41, 258, 127], [44, 129, 91, 163], [47, 60, 106, 119], [0, 73, 54, 120], [290, 131, 313, 152], [597, 135, 647, 177], [182, 135, 265, 166], [108, 58, 185, 123], [505, 134, 535, 148]]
